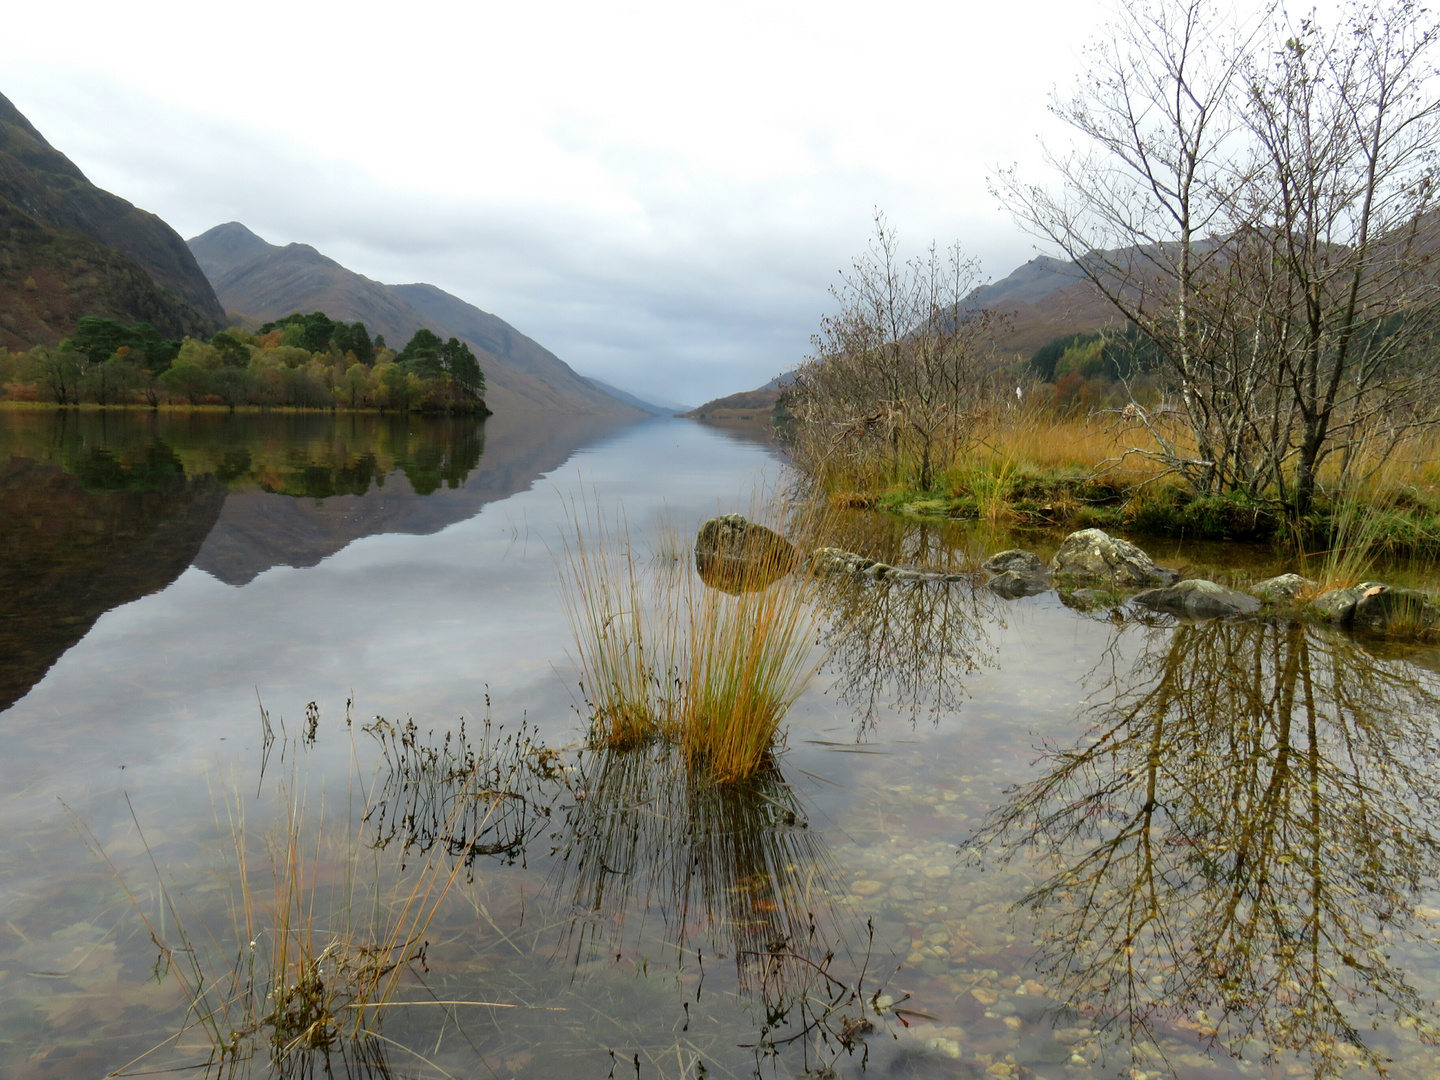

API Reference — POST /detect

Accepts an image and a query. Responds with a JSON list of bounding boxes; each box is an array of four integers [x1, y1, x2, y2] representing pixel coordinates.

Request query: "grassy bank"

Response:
[[807, 412, 1440, 562]]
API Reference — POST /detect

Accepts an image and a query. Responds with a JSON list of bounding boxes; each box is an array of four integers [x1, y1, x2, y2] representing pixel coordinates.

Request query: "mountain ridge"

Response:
[[188, 222, 639, 416], [0, 92, 225, 346]]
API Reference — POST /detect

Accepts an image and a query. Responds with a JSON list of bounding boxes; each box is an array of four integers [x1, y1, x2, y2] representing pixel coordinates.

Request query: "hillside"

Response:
[[0, 92, 224, 319], [686, 374, 791, 420], [582, 376, 690, 416], [0, 93, 224, 347], [964, 256, 1120, 359], [189, 222, 640, 416]]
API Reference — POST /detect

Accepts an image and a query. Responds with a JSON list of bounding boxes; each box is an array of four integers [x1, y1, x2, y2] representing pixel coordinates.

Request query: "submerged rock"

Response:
[[1352, 585, 1440, 636], [809, 546, 967, 584], [694, 514, 797, 593], [1251, 573, 1317, 604], [1050, 528, 1178, 587], [1133, 579, 1262, 619]]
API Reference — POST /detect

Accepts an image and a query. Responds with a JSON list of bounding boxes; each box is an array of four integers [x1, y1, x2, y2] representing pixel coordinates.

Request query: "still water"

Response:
[[2, 409, 1439, 1080]]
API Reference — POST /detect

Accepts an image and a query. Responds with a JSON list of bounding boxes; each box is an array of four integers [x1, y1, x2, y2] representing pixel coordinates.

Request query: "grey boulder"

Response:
[[1308, 582, 1386, 627], [1133, 579, 1262, 619], [1251, 573, 1317, 604], [1050, 529, 1179, 587], [694, 514, 797, 593], [1352, 585, 1440, 636], [982, 549, 1046, 575]]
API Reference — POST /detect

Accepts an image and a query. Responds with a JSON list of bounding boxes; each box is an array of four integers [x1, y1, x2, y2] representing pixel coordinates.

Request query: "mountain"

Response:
[[188, 222, 641, 416], [686, 373, 793, 420], [582, 376, 691, 416], [0, 92, 225, 347], [964, 255, 1119, 358]]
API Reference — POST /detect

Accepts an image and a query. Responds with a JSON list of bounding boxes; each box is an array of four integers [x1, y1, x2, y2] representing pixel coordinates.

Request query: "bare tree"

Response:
[[995, 0, 1440, 517], [789, 212, 996, 490]]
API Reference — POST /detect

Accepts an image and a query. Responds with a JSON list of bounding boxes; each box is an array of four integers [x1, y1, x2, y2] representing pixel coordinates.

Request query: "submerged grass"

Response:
[[66, 720, 516, 1078], [560, 497, 824, 783]]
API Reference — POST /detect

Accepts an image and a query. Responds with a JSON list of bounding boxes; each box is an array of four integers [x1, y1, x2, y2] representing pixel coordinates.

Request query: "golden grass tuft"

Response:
[[561, 498, 823, 783]]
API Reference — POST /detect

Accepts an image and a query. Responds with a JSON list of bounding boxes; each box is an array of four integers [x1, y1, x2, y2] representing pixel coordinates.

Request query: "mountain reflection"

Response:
[[965, 619, 1440, 1076]]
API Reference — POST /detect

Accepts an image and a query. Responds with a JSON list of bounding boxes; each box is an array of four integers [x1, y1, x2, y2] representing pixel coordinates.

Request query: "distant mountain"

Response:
[[188, 222, 640, 416], [964, 256, 1118, 358], [582, 377, 691, 416], [0, 92, 224, 348], [685, 373, 793, 419]]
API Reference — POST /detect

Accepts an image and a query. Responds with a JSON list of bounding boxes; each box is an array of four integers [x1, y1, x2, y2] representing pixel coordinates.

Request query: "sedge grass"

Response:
[[68, 732, 498, 1077], [560, 497, 824, 783]]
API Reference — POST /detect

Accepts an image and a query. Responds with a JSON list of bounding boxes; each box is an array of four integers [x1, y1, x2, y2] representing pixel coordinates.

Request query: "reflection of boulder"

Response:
[[694, 513, 797, 594], [1050, 528, 1178, 587], [1133, 579, 1261, 619]]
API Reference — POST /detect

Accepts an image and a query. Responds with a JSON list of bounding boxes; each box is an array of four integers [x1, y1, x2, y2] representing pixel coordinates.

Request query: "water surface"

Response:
[[2, 409, 1439, 1080]]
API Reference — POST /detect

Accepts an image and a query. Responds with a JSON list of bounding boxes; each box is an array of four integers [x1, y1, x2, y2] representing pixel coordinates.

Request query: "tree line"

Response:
[[786, 0, 1440, 523], [0, 312, 488, 413]]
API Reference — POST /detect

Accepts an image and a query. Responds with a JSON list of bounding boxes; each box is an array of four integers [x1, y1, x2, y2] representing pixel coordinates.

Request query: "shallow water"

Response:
[[2, 409, 1440, 1080]]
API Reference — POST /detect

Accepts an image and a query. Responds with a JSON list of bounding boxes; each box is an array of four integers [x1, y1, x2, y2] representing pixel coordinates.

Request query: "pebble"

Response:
[[927, 1037, 962, 1058], [971, 987, 999, 1006], [922, 863, 952, 878], [851, 880, 885, 897]]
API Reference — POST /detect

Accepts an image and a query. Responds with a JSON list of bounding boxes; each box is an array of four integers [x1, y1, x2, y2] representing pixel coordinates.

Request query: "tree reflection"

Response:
[[965, 619, 1440, 1076], [818, 573, 999, 728]]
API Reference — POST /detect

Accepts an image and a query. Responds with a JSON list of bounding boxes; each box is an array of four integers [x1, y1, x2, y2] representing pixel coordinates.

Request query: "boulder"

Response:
[[1133, 579, 1262, 619], [1251, 573, 1317, 604], [1352, 585, 1440, 636], [1050, 529, 1179, 588], [988, 569, 1050, 599], [1308, 582, 1386, 627], [982, 549, 1046, 576], [694, 514, 797, 593], [982, 549, 1049, 598]]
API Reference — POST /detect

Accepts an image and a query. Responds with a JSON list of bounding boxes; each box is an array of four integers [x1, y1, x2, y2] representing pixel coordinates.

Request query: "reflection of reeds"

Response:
[[363, 715, 560, 873], [551, 742, 848, 988], [560, 499, 822, 782]]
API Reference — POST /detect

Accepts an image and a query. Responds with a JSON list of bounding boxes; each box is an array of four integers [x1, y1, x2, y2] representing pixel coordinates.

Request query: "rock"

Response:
[[694, 514, 797, 593], [1251, 573, 1317, 604], [1352, 585, 1440, 636], [982, 549, 1045, 575], [1132, 579, 1262, 619], [1308, 582, 1385, 627], [983, 549, 1050, 598], [987, 569, 1050, 599], [1049, 528, 1178, 587]]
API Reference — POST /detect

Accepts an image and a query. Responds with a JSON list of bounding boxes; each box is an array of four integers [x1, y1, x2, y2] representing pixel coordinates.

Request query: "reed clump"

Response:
[[560, 500, 823, 783], [69, 739, 486, 1077]]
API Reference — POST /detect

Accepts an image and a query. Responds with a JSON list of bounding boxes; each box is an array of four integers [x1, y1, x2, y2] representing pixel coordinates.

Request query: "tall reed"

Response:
[[69, 736, 488, 1076], [560, 499, 822, 782], [558, 500, 683, 745]]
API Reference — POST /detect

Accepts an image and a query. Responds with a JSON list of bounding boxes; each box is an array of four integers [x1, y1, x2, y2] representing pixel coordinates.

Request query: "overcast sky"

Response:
[[13, 0, 1144, 405]]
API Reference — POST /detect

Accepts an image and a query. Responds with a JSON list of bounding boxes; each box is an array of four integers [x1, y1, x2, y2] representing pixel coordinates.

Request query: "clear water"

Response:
[[2, 409, 1439, 1080]]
